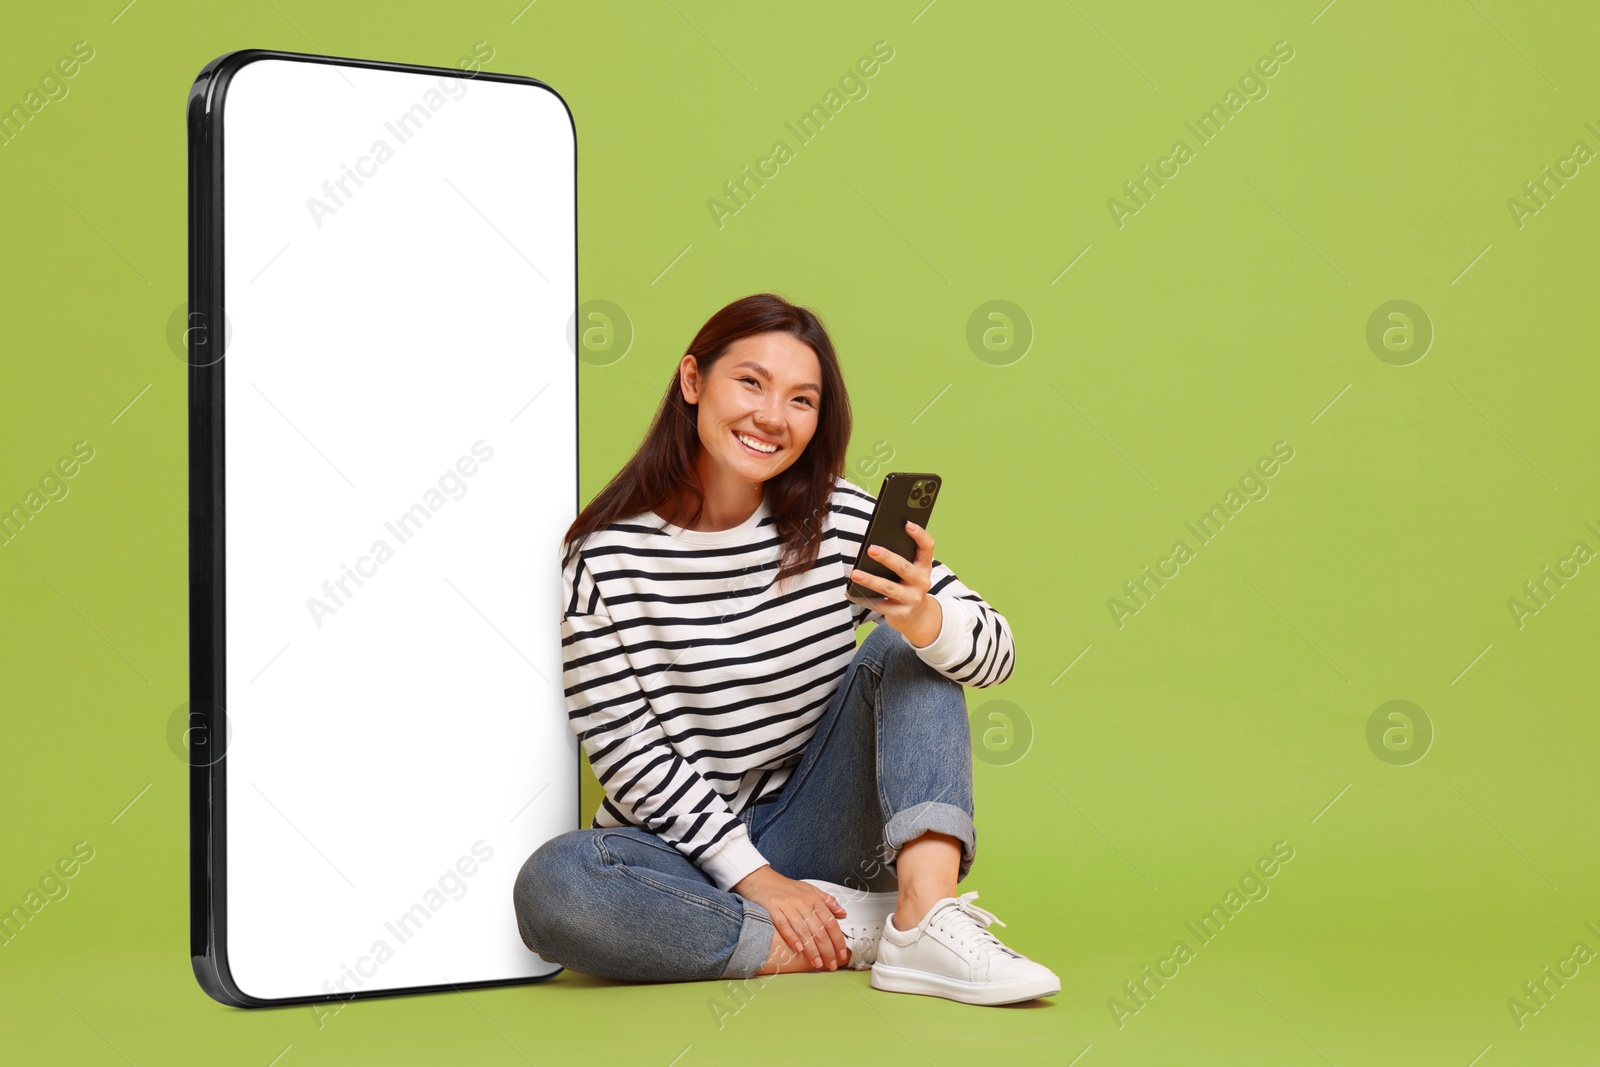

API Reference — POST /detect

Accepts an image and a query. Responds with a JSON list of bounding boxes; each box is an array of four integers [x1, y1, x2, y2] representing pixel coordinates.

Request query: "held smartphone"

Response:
[[846, 472, 942, 601]]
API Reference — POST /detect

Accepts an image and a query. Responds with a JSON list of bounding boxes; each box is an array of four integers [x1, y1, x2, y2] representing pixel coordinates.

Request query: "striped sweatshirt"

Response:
[[558, 474, 1016, 891]]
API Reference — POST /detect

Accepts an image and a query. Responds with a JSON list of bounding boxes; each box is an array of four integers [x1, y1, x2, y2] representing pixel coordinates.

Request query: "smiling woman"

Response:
[[654, 332, 826, 538], [513, 293, 1057, 1006], [561, 293, 846, 585]]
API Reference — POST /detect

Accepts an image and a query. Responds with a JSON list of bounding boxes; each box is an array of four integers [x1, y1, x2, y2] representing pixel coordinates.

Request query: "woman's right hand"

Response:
[[730, 864, 850, 970]]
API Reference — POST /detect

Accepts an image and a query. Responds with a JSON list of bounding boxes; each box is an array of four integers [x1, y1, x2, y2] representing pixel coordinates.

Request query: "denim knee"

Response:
[[871, 614, 966, 697], [859, 615, 904, 663], [512, 829, 596, 961]]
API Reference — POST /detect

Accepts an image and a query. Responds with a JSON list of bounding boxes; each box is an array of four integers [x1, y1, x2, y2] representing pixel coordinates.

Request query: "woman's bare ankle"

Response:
[[754, 932, 842, 975], [892, 898, 933, 931], [892, 831, 961, 931], [894, 883, 958, 930]]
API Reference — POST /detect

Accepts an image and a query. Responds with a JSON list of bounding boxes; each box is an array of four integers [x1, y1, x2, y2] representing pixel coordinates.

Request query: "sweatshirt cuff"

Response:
[[697, 822, 770, 891], [909, 594, 976, 673]]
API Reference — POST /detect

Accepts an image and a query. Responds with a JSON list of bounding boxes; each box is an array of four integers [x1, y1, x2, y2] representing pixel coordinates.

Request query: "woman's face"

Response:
[[679, 331, 823, 484]]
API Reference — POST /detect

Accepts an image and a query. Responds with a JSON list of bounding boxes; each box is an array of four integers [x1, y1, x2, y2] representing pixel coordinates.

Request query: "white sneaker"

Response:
[[801, 878, 897, 970], [871, 891, 1059, 1005]]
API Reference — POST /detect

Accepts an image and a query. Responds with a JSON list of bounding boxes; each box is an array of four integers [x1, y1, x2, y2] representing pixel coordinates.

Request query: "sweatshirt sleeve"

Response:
[[561, 545, 770, 891], [839, 481, 1016, 688]]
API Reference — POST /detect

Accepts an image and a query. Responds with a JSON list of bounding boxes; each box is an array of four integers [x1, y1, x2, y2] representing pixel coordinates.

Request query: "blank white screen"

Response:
[[219, 57, 575, 1000]]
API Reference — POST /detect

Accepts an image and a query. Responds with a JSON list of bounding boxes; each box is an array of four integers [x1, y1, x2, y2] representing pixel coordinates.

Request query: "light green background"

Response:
[[3, 1, 1597, 1063]]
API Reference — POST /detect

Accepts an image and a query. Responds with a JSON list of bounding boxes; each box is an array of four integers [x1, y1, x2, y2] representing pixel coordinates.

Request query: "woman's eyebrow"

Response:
[[732, 360, 821, 395]]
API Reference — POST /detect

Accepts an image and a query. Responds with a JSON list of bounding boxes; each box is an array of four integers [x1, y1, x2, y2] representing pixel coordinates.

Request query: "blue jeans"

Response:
[[512, 622, 977, 982]]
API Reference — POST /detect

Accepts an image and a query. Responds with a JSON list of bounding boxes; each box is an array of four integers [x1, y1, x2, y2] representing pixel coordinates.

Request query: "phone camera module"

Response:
[[906, 479, 938, 510]]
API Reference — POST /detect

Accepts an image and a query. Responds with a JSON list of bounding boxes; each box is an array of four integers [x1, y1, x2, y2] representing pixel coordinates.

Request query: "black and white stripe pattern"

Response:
[[558, 474, 1015, 890]]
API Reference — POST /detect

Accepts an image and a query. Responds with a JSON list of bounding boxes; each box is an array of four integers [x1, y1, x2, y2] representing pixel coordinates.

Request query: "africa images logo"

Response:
[[305, 441, 494, 627]]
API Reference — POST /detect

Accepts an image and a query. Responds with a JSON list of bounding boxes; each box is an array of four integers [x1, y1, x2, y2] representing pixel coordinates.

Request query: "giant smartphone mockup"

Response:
[[187, 50, 578, 1007]]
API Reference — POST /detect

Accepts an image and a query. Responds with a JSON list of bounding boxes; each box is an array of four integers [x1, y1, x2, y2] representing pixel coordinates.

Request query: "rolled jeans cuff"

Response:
[[884, 801, 977, 881], [718, 897, 775, 979]]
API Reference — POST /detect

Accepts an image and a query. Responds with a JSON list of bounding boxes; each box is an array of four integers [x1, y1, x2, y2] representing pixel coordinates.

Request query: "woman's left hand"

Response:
[[849, 521, 943, 648]]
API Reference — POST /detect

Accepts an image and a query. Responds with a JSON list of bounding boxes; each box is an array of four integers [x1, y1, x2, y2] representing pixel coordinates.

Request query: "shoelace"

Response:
[[936, 892, 1022, 959]]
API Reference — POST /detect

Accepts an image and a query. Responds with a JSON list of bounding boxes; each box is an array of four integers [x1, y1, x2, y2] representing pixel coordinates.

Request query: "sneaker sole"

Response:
[[869, 962, 1060, 1006]]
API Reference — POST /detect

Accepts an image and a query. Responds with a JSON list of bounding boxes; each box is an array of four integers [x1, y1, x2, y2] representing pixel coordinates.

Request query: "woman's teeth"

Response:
[[735, 431, 777, 454]]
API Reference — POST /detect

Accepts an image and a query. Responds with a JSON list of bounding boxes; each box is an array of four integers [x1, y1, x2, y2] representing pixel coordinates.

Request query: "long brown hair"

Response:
[[561, 292, 852, 589]]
